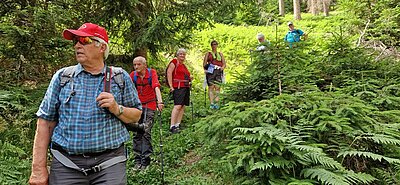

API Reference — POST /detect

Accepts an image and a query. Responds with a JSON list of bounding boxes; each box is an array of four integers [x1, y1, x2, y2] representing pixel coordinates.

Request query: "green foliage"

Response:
[[0, 2, 75, 84], [0, 141, 30, 184], [338, 0, 400, 48], [196, 89, 400, 183]]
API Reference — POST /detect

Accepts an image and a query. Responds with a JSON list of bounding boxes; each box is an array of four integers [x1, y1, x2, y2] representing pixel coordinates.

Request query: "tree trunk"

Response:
[[278, 0, 285, 16], [322, 0, 330, 16], [293, 0, 301, 20], [134, 48, 148, 60], [311, 0, 318, 15]]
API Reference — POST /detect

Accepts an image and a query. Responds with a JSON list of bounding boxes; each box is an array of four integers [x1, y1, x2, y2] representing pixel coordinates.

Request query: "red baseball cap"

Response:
[[63, 23, 109, 43]]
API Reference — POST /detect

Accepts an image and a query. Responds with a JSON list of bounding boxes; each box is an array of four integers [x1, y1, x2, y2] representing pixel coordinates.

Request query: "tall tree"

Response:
[[322, 0, 330, 16], [90, 0, 247, 59], [278, 0, 285, 16], [293, 0, 301, 20], [310, 0, 319, 15]]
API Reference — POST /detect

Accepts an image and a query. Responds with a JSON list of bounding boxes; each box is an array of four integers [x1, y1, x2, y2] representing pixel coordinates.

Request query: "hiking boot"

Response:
[[170, 126, 179, 134], [214, 104, 220, 109], [133, 164, 142, 171], [140, 165, 149, 171]]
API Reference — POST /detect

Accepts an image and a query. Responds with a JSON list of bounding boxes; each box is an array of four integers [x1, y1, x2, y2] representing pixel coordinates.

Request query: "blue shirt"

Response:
[[284, 29, 304, 43], [37, 64, 142, 154]]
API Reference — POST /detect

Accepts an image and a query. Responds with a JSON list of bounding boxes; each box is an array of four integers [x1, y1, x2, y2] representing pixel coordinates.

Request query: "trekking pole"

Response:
[[203, 75, 207, 109], [139, 103, 148, 167], [204, 88, 206, 108], [157, 110, 165, 184], [190, 87, 194, 125]]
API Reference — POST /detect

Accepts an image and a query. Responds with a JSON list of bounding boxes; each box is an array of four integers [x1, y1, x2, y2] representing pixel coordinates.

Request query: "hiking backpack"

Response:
[[165, 62, 176, 88], [132, 68, 152, 87], [59, 65, 125, 95]]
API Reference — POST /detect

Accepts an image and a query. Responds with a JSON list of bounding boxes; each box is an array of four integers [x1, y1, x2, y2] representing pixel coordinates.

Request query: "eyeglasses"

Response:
[[212, 43, 218, 46], [73, 36, 99, 45]]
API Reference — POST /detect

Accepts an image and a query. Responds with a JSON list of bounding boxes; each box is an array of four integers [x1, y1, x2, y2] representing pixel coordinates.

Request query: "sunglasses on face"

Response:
[[73, 37, 99, 45], [212, 43, 218, 46]]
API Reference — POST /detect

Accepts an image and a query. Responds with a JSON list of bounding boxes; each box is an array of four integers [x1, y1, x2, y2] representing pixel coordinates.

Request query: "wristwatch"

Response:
[[117, 105, 124, 116]]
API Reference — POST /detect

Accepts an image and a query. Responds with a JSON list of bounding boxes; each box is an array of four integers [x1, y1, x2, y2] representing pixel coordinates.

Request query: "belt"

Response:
[[51, 142, 120, 157], [50, 143, 126, 176]]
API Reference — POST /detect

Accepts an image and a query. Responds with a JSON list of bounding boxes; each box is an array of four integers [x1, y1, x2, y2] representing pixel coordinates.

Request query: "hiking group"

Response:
[[256, 21, 308, 51], [29, 21, 307, 185]]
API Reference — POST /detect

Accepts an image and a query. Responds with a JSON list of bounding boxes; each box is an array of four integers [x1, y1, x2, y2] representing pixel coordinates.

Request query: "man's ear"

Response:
[[100, 44, 107, 52]]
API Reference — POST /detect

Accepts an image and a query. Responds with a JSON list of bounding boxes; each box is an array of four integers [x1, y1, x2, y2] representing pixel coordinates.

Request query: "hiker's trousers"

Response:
[[133, 108, 155, 166]]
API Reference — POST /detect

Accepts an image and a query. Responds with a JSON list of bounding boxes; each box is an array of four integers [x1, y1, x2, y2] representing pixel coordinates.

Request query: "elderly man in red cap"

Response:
[[29, 23, 142, 185]]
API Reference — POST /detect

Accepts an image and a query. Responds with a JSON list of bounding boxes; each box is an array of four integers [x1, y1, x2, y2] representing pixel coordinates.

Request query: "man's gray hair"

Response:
[[256, 33, 265, 39], [133, 56, 147, 65], [92, 36, 110, 60]]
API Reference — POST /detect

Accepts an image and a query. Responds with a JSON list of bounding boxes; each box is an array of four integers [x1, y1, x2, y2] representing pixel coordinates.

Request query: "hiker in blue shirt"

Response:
[[284, 21, 307, 48], [29, 23, 142, 185]]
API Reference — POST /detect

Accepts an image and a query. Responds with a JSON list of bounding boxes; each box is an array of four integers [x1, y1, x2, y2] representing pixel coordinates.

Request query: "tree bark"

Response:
[[293, 0, 301, 20], [278, 0, 285, 16], [322, 0, 330, 16], [311, 0, 318, 15]]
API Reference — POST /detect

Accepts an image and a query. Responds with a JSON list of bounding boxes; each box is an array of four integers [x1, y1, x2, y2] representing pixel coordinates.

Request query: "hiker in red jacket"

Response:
[[129, 56, 163, 170], [166, 48, 191, 133], [203, 40, 226, 109]]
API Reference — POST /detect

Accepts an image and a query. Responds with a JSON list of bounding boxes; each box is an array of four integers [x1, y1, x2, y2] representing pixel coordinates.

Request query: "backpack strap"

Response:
[[60, 66, 77, 87], [103, 66, 126, 92], [147, 68, 152, 86], [104, 67, 112, 92], [60, 66, 77, 103], [132, 68, 152, 87], [133, 71, 138, 85], [110, 66, 125, 90]]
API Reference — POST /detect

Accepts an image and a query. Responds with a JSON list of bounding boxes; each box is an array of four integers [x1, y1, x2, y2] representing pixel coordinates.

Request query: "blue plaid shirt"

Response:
[[37, 64, 142, 154]]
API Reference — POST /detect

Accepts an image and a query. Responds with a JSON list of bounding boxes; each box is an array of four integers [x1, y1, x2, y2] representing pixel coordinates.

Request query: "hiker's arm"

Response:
[[220, 53, 226, 70], [29, 118, 56, 185], [116, 106, 142, 123], [303, 32, 308, 41], [167, 63, 175, 91], [96, 92, 142, 123], [203, 54, 208, 70], [155, 86, 164, 111]]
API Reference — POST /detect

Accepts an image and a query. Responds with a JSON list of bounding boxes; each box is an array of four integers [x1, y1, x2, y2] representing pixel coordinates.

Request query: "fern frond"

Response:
[[359, 133, 400, 146], [302, 168, 349, 185], [249, 157, 296, 172], [372, 168, 398, 185], [288, 145, 323, 153], [302, 153, 345, 170], [338, 151, 400, 164], [344, 170, 376, 184]]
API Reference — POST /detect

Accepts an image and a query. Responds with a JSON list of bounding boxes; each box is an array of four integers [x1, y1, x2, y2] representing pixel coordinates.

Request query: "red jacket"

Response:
[[170, 58, 191, 88], [129, 69, 161, 110]]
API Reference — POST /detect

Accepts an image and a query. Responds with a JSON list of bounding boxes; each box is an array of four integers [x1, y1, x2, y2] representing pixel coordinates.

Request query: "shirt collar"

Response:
[[135, 69, 149, 78], [74, 63, 107, 76]]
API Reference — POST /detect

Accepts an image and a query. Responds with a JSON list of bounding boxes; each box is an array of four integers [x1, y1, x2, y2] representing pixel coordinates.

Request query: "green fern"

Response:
[[301, 153, 345, 171], [249, 156, 295, 172], [302, 168, 349, 185], [343, 170, 376, 184], [372, 168, 399, 185], [339, 151, 400, 164], [357, 133, 400, 146]]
